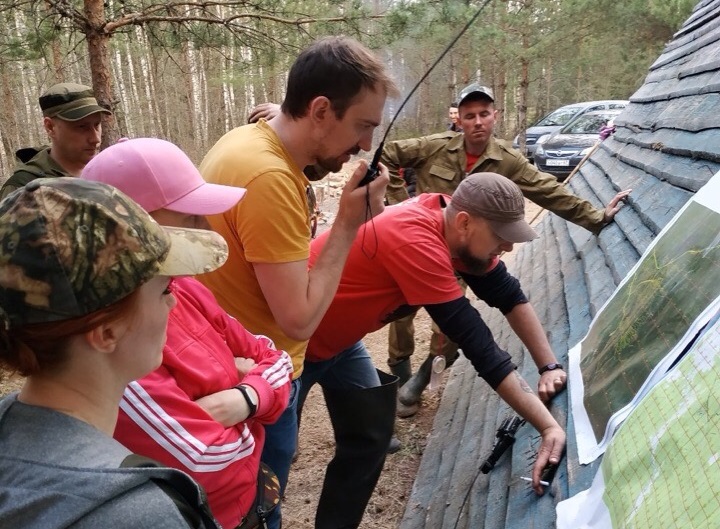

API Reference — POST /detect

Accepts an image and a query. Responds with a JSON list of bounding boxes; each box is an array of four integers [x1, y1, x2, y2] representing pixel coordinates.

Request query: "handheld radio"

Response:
[[358, 0, 493, 187]]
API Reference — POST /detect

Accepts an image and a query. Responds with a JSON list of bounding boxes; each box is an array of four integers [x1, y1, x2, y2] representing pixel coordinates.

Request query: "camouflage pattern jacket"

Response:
[[381, 132, 607, 234], [0, 146, 70, 200]]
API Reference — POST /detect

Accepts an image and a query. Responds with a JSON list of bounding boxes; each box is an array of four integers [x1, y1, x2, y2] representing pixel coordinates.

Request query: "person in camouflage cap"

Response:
[[0, 82, 112, 200], [0, 177, 228, 329], [0, 177, 229, 529]]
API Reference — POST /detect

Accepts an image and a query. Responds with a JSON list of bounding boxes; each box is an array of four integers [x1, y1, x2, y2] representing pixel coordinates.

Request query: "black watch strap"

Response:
[[538, 363, 564, 375], [235, 384, 257, 418]]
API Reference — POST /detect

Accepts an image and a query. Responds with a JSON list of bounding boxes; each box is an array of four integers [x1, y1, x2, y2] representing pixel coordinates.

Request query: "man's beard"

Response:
[[303, 164, 329, 181], [456, 245, 492, 275], [317, 145, 361, 174], [317, 156, 344, 173]]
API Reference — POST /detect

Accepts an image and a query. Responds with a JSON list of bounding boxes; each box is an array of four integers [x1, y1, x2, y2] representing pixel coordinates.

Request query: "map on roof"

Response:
[[557, 311, 720, 528], [568, 171, 720, 464]]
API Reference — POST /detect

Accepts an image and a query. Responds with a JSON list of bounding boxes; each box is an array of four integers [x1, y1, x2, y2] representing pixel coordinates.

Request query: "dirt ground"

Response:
[[0, 166, 546, 529]]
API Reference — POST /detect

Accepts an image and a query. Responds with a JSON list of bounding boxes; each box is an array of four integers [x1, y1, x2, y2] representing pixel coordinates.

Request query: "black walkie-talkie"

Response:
[[358, 143, 384, 187], [357, 0, 492, 187]]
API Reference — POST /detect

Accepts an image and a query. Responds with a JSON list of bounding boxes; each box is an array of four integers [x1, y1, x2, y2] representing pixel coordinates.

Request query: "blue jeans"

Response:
[[261, 377, 301, 529], [298, 341, 381, 417]]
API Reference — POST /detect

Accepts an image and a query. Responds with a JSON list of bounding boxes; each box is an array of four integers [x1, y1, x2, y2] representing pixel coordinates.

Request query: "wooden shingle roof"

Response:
[[400, 1, 720, 527]]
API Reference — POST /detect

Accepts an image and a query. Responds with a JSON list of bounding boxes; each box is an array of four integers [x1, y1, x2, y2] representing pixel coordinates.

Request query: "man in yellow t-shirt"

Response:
[[200, 36, 398, 529]]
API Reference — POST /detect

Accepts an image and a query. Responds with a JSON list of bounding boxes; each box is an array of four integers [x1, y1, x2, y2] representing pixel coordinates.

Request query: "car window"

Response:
[[608, 103, 626, 109], [536, 106, 584, 126], [562, 114, 615, 134], [586, 105, 605, 112]]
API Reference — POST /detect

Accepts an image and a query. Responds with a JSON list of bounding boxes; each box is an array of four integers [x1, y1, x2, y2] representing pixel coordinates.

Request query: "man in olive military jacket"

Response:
[[1, 83, 111, 199]]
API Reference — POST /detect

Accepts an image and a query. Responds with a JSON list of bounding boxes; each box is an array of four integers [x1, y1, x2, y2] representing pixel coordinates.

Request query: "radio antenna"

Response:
[[359, 0, 493, 185]]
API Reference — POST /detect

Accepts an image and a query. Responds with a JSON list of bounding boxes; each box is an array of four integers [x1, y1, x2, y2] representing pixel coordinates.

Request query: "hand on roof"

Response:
[[537, 369, 567, 402], [603, 189, 632, 224], [532, 424, 565, 495]]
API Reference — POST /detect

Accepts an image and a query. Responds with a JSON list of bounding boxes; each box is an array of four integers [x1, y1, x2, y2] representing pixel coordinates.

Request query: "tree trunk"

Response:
[[83, 0, 119, 147], [111, 47, 130, 137], [517, 33, 530, 152]]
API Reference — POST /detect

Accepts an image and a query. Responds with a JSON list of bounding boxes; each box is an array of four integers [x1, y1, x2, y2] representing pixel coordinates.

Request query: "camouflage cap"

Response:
[[458, 82, 495, 105], [39, 83, 112, 121], [0, 178, 228, 329]]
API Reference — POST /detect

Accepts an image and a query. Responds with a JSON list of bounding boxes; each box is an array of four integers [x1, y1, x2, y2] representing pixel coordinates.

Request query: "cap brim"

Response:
[[488, 219, 538, 243], [157, 227, 229, 277], [166, 182, 246, 216], [56, 104, 112, 121], [459, 92, 494, 105]]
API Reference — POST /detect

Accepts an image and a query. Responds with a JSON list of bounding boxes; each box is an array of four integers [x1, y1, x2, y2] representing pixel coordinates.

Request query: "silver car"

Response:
[[513, 100, 628, 160], [533, 109, 622, 181]]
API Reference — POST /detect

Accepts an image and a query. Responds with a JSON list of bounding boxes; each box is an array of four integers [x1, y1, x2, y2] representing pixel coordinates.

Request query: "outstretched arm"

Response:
[[424, 297, 565, 493], [460, 262, 566, 401], [504, 303, 566, 402]]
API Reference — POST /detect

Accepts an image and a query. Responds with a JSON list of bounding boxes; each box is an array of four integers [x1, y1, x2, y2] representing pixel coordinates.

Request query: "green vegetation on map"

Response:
[[580, 202, 720, 440], [601, 316, 720, 528]]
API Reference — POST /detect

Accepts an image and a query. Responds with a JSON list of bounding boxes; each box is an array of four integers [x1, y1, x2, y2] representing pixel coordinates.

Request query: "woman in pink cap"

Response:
[[82, 138, 293, 529]]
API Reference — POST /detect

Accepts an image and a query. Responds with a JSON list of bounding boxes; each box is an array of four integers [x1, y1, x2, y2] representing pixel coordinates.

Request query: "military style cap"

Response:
[[39, 83, 112, 121], [451, 172, 537, 243], [458, 82, 495, 105], [0, 178, 228, 329]]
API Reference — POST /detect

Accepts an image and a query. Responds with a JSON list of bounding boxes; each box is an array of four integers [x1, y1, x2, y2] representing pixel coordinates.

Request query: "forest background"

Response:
[[0, 0, 696, 177]]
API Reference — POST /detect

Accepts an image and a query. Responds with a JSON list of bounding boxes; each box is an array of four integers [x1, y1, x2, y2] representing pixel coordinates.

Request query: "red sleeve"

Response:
[[118, 370, 263, 473], [174, 277, 293, 420]]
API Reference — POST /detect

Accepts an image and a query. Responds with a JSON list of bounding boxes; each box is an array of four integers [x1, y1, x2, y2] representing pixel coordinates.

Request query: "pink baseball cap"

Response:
[[81, 137, 245, 214]]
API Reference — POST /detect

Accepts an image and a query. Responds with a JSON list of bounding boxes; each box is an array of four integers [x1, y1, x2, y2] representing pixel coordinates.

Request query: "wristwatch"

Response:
[[235, 384, 258, 418], [538, 363, 564, 375]]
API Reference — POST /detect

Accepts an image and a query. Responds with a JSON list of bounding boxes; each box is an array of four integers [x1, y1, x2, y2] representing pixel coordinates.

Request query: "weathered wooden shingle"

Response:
[[400, 2, 720, 527]]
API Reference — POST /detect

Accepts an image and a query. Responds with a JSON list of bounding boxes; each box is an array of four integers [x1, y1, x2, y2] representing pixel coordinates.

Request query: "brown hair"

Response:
[[0, 289, 141, 379], [281, 36, 398, 119]]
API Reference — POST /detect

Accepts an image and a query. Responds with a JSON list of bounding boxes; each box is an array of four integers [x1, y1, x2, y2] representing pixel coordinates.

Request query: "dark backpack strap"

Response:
[[120, 454, 220, 529]]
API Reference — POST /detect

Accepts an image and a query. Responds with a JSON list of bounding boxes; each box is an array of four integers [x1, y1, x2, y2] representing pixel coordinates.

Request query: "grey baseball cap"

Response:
[[451, 172, 537, 243]]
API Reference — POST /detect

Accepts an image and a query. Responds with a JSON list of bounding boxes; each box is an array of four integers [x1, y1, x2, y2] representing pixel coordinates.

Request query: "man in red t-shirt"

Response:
[[380, 83, 630, 415], [298, 173, 566, 528]]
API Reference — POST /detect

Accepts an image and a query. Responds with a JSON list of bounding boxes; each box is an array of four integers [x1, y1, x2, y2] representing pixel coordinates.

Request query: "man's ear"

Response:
[[83, 322, 125, 355], [453, 210, 472, 236], [43, 117, 55, 137], [308, 96, 332, 124]]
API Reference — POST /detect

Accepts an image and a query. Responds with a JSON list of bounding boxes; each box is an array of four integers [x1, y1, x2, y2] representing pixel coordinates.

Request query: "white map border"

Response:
[[569, 171, 720, 464]]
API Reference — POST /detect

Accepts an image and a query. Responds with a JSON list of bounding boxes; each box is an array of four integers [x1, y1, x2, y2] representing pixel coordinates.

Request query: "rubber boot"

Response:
[[315, 370, 398, 529], [398, 354, 433, 407], [387, 435, 402, 454], [389, 357, 412, 387]]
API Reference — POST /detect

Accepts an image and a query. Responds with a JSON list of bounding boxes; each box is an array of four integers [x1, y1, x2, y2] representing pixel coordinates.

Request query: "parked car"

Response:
[[533, 109, 622, 181], [512, 100, 628, 160]]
